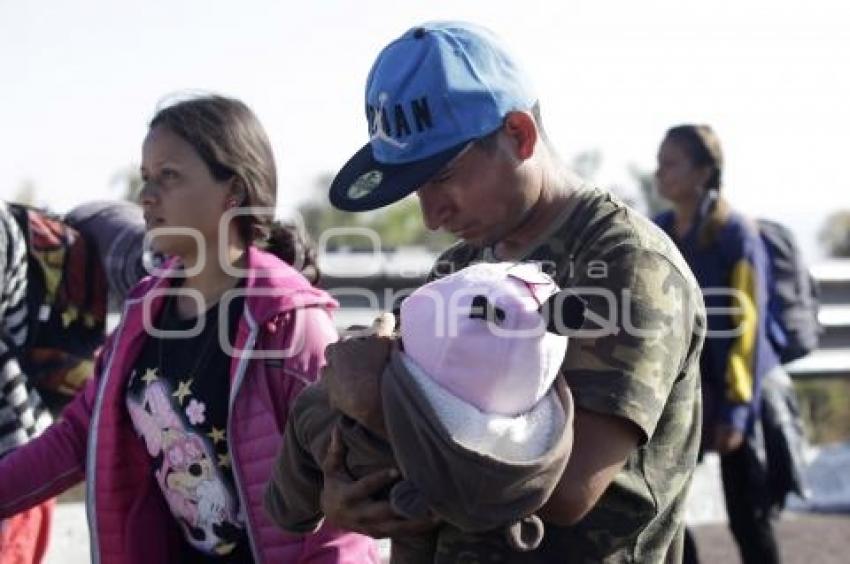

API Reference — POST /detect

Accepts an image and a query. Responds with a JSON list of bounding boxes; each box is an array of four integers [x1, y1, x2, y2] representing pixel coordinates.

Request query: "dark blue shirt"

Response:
[[655, 209, 779, 435]]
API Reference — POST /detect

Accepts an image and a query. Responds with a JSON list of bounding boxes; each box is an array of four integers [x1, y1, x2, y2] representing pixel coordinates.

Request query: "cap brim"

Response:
[[329, 140, 469, 212]]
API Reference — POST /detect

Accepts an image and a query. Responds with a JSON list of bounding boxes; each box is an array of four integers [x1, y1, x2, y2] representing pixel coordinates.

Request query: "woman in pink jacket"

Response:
[[0, 94, 378, 563]]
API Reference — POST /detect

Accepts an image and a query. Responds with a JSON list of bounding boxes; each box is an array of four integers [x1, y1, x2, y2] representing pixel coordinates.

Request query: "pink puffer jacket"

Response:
[[0, 246, 379, 563]]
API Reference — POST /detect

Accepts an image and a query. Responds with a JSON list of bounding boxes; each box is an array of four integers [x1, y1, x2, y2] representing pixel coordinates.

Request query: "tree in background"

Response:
[[568, 150, 651, 214], [110, 166, 143, 203], [819, 211, 850, 258], [630, 165, 668, 218], [297, 173, 454, 251]]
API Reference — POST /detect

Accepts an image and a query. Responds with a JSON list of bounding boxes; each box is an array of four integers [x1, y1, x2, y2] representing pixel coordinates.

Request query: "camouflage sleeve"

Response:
[[562, 245, 701, 444]]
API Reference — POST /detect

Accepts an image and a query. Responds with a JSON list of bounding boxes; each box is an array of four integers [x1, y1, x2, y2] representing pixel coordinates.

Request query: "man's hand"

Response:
[[713, 424, 745, 455], [319, 426, 438, 538], [323, 312, 397, 437]]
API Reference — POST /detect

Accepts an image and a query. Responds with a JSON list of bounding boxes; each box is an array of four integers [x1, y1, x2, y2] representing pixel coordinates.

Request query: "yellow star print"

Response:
[[217, 453, 231, 468], [172, 379, 193, 404], [207, 427, 226, 444], [141, 368, 159, 385], [215, 542, 237, 556]]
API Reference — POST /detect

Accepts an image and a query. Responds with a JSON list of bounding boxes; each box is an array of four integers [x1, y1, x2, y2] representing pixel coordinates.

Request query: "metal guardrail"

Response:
[[786, 350, 850, 380], [787, 263, 850, 380]]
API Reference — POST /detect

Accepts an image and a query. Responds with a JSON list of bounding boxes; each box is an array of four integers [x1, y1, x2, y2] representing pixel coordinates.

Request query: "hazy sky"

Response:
[[2, 0, 848, 258]]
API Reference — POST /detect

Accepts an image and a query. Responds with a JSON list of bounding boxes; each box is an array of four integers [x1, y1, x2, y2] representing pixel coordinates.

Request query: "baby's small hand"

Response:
[[372, 312, 396, 337]]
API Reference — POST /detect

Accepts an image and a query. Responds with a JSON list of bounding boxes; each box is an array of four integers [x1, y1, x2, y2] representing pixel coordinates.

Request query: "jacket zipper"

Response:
[[227, 308, 262, 562], [85, 300, 133, 564]]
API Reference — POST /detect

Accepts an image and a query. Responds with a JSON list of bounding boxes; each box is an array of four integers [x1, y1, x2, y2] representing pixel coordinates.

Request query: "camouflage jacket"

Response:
[[427, 187, 705, 563]]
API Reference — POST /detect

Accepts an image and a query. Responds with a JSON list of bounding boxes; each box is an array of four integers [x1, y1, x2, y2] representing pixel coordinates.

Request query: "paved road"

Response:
[[45, 504, 850, 563], [692, 513, 850, 564], [46, 445, 850, 563]]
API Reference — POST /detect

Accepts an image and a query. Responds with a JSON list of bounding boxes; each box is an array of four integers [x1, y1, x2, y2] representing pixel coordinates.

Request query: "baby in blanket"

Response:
[[264, 262, 584, 562]]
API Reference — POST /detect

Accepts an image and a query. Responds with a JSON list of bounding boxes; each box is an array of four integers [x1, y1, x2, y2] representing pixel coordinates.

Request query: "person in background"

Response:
[[64, 199, 150, 309], [0, 94, 378, 563], [0, 200, 53, 564], [0, 198, 147, 564], [654, 124, 782, 564]]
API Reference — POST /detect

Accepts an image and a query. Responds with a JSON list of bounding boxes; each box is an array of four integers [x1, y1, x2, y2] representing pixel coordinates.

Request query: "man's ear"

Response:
[[540, 291, 586, 335], [503, 111, 538, 161]]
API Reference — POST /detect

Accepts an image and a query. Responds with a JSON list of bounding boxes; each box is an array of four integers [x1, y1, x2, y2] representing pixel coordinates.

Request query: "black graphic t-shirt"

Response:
[[126, 281, 253, 562]]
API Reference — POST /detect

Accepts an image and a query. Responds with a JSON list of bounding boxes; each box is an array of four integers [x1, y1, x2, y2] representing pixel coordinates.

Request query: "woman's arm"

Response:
[[717, 234, 767, 452], [0, 334, 112, 517], [715, 222, 772, 452]]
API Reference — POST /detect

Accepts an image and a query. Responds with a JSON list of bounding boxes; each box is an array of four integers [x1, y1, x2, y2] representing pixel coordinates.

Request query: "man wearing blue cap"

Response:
[[319, 22, 706, 562]]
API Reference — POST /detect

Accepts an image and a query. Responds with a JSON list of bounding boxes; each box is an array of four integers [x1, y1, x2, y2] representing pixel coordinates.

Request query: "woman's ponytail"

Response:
[[262, 221, 321, 286]]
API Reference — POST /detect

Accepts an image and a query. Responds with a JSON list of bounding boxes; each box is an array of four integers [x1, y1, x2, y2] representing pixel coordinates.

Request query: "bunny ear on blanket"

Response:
[[539, 291, 586, 335]]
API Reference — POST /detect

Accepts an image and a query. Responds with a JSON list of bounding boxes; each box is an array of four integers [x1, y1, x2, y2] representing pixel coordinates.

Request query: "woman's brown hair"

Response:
[[150, 94, 276, 245], [150, 94, 320, 284], [664, 124, 729, 248]]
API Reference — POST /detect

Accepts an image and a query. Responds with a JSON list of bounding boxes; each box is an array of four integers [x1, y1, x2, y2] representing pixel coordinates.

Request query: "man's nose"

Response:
[[417, 186, 450, 231]]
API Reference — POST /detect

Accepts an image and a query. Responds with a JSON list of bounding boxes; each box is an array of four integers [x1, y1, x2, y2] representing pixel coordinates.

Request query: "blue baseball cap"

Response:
[[329, 21, 537, 212]]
